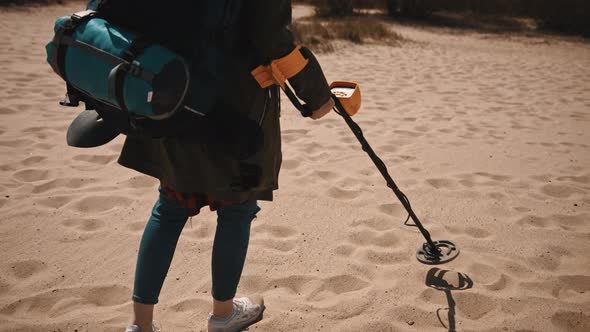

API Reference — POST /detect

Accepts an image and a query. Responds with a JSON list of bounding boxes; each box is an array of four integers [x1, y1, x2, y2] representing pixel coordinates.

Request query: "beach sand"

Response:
[[1, 3, 589, 331]]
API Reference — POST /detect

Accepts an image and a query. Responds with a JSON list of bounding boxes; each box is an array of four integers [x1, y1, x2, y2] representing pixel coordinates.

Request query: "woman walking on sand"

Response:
[[73, 1, 335, 331]]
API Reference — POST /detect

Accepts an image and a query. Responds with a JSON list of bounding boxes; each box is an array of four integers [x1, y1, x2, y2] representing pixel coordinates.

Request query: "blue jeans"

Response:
[[132, 188, 260, 304]]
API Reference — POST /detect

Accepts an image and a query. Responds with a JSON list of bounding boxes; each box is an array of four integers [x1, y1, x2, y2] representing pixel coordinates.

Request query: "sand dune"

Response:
[[1, 3, 589, 332]]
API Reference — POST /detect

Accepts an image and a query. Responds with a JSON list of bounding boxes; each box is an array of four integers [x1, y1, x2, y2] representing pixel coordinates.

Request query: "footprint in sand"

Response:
[[309, 170, 339, 182], [258, 274, 317, 297], [456, 172, 512, 188], [517, 213, 587, 231], [487, 191, 505, 200], [281, 159, 301, 170], [553, 214, 587, 231], [31, 177, 99, 194], [325, 186, 362, 200], [377, 203, 405, 217], [20, 156, 47, 167], [0, 285, 130, 319], [343, 219, 406, 264], [0, 107, 17, 115], [307, 274, 370, 302], [377, 144, 399, 154], [8, 259, 46, 279], [12, 168, 52, 182], [467, 262, 511, 291], [33, 142, 55, 150], [347, 229, 400, 248], [516, 215, 550, 228], [349, 217, 398, 232], [0, 279, 9, 296], [555, 275, 590, 298], [72, 154, 118, 165], [425, 178, 457, 189], [551, 310, 590, 332], [513, 206, 531, 213], [540, 184, 584, 198], [69, 195, 134, 214], [21, 126, 56, 139], [395, 130, 422, 138], [523, 273, 590, 301], [35, 195, 77, 209], [333, 244, 356, 257], [251, 224, 298, 253], [362, 249, 408, 265], [126, 221, 146, 233], [454, 292, 498, 320], [62, 218, 106, 232], [120, 176, 158, 189], [169, 298, 209, 313], [281, 129, 309, 143], [254, 224, 297, 239], [445, 225, 492, 239], [556, 174, 590, 184]]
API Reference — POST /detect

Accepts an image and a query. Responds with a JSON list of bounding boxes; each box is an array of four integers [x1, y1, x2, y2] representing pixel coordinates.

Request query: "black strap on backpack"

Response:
[[106, 38, 152, 113], [50, 10, 97, 107]]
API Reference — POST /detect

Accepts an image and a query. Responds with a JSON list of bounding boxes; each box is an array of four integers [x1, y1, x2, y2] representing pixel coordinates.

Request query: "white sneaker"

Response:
[[124, 323, 161, 332], [207, 296, 265, 332]]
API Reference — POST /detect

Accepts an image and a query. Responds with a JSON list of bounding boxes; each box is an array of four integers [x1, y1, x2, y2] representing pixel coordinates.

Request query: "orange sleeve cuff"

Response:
[[251, 45, 309, 89]]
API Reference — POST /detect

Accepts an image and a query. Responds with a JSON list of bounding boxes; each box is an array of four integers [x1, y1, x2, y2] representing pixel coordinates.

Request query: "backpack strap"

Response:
[[50, 10, 97, 80], [59, 83, 81, 107], [106, 38, 153, 113]]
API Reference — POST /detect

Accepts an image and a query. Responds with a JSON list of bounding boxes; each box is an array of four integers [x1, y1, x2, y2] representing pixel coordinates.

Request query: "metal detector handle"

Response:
[[282, 85, 313, 117], [331, 93, 348, 115]]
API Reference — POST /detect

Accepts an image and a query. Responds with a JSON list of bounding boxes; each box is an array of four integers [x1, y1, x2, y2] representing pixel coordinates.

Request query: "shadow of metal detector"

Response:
[[284, 81, 459, 265]]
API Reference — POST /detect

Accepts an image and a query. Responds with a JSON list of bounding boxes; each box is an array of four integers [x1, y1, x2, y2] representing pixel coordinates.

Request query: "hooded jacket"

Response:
[[114, 0, 332, 202]]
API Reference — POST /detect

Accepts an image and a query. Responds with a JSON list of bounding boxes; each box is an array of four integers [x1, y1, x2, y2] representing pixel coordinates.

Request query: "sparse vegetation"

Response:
[[294, 0, 590, 37], [0, 0, 68, 5], [384, 0, 590, 37], [291, 16, 404, 52], [297, 0, 386, 16]]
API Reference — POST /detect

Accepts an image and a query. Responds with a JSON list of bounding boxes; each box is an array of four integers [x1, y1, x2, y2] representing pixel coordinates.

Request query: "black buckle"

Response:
[[71, 10, 96, 23], [60, 92, 81, 107], [127, 61, 143, 77]]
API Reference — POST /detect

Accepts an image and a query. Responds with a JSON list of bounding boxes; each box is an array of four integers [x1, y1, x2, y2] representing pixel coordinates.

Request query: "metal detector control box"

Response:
[[330, 81, 361, 116]]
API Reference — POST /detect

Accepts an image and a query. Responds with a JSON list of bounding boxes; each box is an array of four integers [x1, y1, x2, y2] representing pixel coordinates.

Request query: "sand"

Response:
[[1, 2, 589, 332]]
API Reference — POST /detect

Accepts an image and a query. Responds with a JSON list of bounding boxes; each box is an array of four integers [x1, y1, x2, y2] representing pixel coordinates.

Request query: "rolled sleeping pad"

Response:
[[46, 12, 191, 120]]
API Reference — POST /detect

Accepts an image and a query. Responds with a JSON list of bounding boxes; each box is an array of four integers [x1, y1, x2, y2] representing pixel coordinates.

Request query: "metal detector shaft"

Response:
[[331, 95, 439, 252]]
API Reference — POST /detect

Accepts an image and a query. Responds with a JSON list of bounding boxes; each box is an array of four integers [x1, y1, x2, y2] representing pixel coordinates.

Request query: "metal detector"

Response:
[[284, 81, 459, 265]]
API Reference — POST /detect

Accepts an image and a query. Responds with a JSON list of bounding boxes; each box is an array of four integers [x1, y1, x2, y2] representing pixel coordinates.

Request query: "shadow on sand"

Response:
[[425, 268, 474, 332]]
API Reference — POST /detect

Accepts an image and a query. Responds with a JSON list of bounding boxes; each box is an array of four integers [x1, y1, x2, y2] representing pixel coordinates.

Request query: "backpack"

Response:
[[46, 0, 242, 122]]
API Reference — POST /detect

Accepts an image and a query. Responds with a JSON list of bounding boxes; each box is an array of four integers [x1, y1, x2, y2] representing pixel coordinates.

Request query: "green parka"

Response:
[[117, 0, 332, 202]]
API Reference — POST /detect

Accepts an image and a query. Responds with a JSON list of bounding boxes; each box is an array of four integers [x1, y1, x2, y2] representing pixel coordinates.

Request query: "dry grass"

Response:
[[0, 0, 68, 6], [291, 16, 404, 52], [295, 0, 387, 14], [385, 0, 590, 37], [295, 0, 589, 37]]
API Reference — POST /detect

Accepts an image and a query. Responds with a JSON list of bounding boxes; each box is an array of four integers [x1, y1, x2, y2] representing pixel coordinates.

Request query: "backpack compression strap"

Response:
[[251, 45, 309, 89], [50, 10, 97, 80]]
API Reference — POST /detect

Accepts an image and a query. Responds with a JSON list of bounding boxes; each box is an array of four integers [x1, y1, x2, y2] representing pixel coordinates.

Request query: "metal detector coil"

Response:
[[416, 240, 460, 265]]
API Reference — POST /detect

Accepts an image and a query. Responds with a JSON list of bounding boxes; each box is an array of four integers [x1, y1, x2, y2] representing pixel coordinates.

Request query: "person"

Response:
[[85, 1, 336, 331]]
